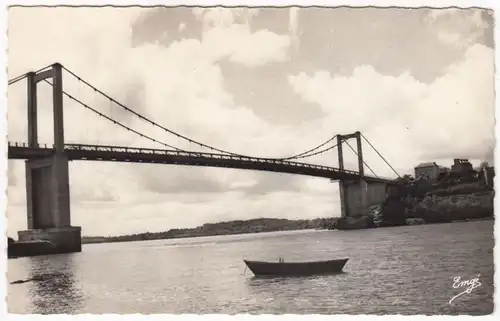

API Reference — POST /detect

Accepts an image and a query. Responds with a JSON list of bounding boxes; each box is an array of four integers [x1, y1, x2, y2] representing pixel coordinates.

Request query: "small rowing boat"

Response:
[[243, 258, 348, 277]]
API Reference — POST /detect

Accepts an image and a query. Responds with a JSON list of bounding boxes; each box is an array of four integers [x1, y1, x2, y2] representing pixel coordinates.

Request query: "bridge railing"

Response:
[[63, 143, 361, 173], [8, 141, 394, 181], [9, 142, 51, 149]]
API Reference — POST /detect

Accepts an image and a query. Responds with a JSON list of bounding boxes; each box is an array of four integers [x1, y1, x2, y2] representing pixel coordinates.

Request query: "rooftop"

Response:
[[415, 162, 437, 168]]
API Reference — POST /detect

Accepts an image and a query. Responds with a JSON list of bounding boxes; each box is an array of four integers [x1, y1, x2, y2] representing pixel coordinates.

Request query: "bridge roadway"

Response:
[[8, 142, 392, 184]]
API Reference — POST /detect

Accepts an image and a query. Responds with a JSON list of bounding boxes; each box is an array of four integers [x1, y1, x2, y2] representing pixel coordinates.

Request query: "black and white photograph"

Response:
[[3, 1, 497, 316]]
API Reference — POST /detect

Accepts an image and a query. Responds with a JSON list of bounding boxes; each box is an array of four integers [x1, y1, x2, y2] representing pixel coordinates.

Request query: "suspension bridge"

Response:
[[7, 63, 401, 255]]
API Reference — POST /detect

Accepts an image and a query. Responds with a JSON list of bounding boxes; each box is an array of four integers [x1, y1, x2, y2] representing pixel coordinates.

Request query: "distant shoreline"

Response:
[[81, 216, 493, 245], [83, 227, 325, 245], [81, 217, 337, 245]]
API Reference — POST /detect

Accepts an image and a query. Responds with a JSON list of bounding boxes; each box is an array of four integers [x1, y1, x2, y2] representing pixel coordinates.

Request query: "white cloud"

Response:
[[205, 26, 290, 66], [288, 43, 494, 175]]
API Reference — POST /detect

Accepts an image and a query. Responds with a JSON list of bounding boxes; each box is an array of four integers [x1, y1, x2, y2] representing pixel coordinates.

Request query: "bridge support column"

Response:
[[359, 179, 370, 216], [18, 154, 81, 254], [341, 180, 387, 217], [338, 181, 348, 218], [337, 135, 348, 218], [17, 63, 81, 255]]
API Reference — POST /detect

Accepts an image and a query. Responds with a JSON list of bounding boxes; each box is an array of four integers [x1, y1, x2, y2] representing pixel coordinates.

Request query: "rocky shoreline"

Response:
[[332, 180, 494, 230]]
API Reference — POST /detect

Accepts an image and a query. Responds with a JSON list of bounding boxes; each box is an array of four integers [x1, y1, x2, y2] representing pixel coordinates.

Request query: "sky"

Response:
[[6, 7, 495, 237]]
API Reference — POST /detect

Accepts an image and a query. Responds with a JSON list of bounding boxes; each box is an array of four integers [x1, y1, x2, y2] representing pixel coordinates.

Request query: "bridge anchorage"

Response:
[[8, 62, 400, 255]]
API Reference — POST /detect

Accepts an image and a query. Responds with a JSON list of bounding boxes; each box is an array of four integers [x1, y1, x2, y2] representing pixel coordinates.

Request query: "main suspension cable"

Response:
[[61, 65, 344, 162], [291, 142, 339, 160], [42, 79, 188, 152], [281, 135, 338, 160], [8, 64, 54, 86], [60, 65, 253, 157]]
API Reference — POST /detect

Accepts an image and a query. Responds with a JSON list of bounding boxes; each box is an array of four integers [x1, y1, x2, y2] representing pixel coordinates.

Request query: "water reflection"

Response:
[[242, 273, 344, 314], [26, 254, 84, 314], [245, 273, 340, 298]]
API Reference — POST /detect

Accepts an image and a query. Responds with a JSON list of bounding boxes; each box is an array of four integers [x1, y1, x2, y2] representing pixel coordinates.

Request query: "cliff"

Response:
[[377, 179, 494, 227], [406, 191, 493, 223], [333, 172, 495, 231]]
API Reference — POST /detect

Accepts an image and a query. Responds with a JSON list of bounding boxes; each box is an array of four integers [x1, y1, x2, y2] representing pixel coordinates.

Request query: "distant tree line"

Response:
[[81, 217, 340, 244]]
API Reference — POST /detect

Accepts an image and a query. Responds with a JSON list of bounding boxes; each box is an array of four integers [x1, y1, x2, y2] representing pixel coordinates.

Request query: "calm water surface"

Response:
[[8, 220, 494, 314]]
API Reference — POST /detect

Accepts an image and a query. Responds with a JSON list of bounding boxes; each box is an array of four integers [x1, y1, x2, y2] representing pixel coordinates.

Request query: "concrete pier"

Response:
[[340, 179, 387, 217], [17, 227, 82, 254], [20, 154, 81, 254]]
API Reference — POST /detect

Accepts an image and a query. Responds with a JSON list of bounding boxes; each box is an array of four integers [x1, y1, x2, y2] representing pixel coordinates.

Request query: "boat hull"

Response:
[[244, 258, 348, 277]]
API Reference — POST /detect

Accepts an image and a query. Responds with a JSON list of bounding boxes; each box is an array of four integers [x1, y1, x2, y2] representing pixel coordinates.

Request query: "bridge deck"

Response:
[[8, 143, 393, 183]]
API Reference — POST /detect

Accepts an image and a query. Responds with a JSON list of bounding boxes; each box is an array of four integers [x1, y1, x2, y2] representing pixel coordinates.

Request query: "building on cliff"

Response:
[[451, 159, 474, 174], [438, 166, 450, 179], [414, 162, 440, 181]]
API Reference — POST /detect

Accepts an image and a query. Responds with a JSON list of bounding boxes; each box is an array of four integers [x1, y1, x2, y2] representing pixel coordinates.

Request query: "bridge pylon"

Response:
[[18, 63, 81, 254], [336, 131, 383, 219]]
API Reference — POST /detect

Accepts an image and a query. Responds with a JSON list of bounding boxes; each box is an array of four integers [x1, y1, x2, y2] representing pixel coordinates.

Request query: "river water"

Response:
[[7, 220, 494, 315]]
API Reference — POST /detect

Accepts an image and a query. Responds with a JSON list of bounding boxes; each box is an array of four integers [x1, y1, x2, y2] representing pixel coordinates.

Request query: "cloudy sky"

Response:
[[6, 7, 495, 237]]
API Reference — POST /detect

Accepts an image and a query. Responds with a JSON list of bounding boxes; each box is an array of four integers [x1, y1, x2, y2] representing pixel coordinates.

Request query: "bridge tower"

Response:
[[17, 63, 82, 254], [337, 131, 375, 218]]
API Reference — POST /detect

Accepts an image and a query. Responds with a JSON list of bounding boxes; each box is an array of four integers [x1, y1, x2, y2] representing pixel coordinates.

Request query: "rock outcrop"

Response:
[[408, 192, 494, 223], [405, 218, 426, 225], [335, 215, 376, 230], [377, 180, 494, 227]]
